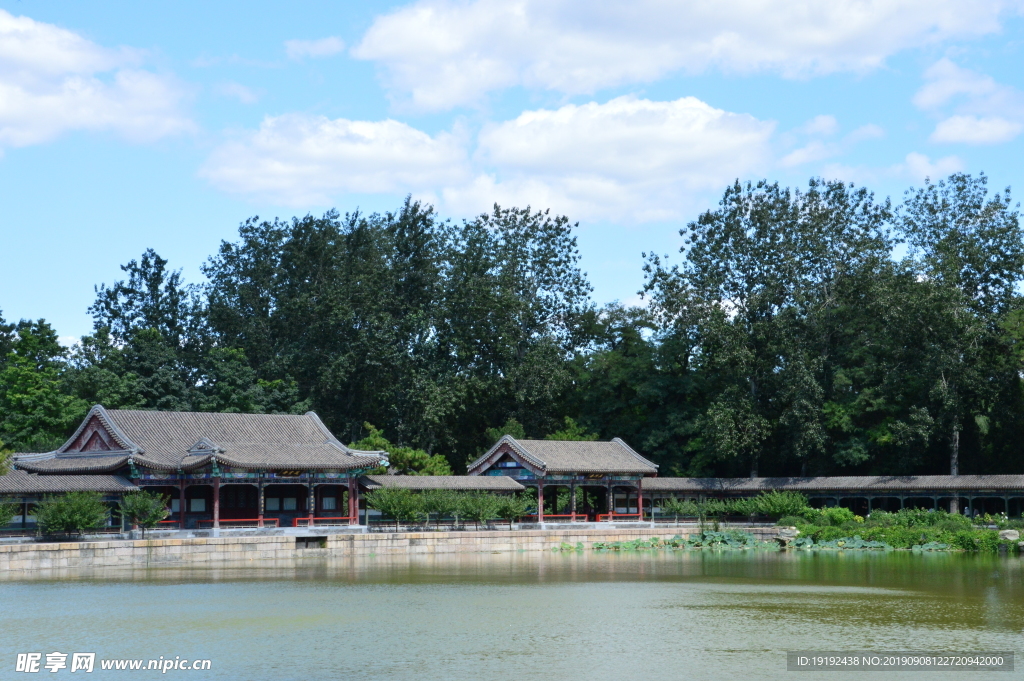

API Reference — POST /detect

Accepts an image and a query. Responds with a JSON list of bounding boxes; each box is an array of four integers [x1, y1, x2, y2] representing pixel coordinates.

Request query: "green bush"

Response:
[[495, 492, 533, 521], [458, 492, 500, 525], [118, 491, 169, 537], [364, 487, 422, 524], [776, 515, 805, 527], [750, 491, 810, 519], [35, 492, 109, 535], [0, 501, 19, 528]]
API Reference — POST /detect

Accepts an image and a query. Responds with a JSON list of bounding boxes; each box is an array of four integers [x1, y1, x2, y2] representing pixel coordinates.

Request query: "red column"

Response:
[[637, 479, 644, 520], [308, 481, 315, 523], [179, 480, 186, 529], [257, 479, 264, 528], [537, 484, 544, 523], [347, 476, 355, 522], [213, 477, 221, 529], [352, 481, 361, 525]]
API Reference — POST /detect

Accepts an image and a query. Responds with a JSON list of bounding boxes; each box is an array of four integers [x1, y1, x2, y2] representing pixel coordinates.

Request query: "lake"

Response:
[[1, 550, 1021, 680]]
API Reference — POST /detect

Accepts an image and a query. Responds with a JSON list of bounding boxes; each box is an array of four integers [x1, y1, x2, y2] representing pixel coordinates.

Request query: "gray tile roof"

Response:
[[642, 475, 1024, 493], [361, 475, 525, 491], [468, 436, 657, 475], [0, 469, 138, 495], [15, 406, 386, 473]]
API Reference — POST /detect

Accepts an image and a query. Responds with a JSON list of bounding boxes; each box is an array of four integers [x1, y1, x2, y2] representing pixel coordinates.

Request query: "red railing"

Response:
[[597, 512, 644, 522], [156, 519, 181, 526], [524, 513, 589, 522], [293, 516, 357, 527], [197, 518, 280, 528]]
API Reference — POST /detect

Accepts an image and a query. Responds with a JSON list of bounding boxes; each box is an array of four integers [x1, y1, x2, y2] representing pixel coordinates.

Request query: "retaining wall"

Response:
[[0, 526, 781, 573]]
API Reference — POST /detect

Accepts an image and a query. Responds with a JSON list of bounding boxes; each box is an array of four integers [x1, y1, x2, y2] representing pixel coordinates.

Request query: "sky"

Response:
[[1, 0, 1024, 341]]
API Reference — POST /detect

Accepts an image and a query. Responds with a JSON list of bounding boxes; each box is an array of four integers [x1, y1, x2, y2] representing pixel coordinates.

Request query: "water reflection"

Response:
[[1, 551, 1020, 680]]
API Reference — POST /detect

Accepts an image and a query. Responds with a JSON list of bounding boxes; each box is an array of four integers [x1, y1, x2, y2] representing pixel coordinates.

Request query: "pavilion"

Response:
[[13, 405, 387, 529], [467, 436, 658, 520]]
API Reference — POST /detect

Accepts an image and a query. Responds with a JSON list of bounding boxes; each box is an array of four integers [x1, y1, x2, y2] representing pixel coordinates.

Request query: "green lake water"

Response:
[[1, 550, 1022, 680]]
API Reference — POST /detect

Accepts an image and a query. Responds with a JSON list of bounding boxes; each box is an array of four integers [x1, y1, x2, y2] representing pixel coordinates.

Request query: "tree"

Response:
[[495, 492, 533, 522], [645, 178, 893, 476], [118, 491, 170, 537], [0, 499, 18, 528], [0, 320, 88, 452], [353, 424, 452, 476], [34, 492, 109, 536], [420, 489, 460, 527], [898, 173, 1023, 476], [545, 416, 598, 441], [458, 492, 500, 527], [363, 487, 422, 527]]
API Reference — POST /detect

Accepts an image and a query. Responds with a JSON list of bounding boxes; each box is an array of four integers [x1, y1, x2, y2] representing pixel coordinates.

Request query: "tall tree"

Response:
[[898, 173, 1024, 476]]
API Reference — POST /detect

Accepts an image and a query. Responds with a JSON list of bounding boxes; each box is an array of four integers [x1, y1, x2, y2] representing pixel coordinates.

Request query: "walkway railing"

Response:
[[597, 512, 644, 522], [523, 513, 589, 522], [293, 516, 357, 527], [197, 518, 280, 528]]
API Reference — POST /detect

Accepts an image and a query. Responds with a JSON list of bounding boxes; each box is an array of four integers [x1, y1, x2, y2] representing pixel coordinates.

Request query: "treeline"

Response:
[[2, 174, 1024, 478]]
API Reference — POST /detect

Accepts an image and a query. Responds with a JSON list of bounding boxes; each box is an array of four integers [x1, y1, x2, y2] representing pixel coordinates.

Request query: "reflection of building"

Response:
[[12, 405, 387, 529], [468, 436, 659, 520]]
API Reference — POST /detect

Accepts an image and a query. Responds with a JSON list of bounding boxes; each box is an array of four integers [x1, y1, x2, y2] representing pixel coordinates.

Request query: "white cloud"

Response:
[[930, 115, 1022, 144], [0, 10, 193, 149], [354, 0, 1022, 110], [779, 120, 885, 168], [284, 37, 344, 60], [901, 152, 964, 180], [214, 81, 260, 104], [915, 58, 1024, 144], [820, 152, 963, 185], [800, 115, 839, 136], [203, 95, 775, 221], [199, 114, 470, 205]]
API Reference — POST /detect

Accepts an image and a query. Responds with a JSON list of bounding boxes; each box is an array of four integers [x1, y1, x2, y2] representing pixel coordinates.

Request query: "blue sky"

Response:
[[2, 1, 1024, 341]]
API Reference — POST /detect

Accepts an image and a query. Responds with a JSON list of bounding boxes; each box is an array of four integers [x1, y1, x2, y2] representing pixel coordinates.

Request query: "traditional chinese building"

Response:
[[467, 436, 658, 520], [0, 469, 138, 530], [13, 405, 387, 529]]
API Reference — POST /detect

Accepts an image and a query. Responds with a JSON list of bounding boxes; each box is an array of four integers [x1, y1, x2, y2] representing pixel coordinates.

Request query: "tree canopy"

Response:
[[2, 175, 1023, 478]]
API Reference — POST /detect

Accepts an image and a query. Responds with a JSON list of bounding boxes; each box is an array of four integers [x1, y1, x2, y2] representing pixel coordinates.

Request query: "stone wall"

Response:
[[0, 526, 781, 573]]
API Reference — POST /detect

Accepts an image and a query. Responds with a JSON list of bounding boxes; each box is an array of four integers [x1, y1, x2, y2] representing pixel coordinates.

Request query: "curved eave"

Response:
[[16, 455, 131, 475]]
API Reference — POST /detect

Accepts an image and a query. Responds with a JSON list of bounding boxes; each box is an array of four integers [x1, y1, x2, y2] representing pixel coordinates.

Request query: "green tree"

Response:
[[35, 492, 109, 536], [458, 492, 500, 527], [0, 500, 18, 528], [545, 416, 598, 441], [0, 320, 88, 452], [364, 487, 422, 527], [353, 423, 452, 476], [118, 491, 170, 537], [897, 173, 1023, 476]]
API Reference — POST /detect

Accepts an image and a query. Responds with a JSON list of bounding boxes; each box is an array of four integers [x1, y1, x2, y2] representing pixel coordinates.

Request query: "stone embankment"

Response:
[[0, 526, 780, 573]]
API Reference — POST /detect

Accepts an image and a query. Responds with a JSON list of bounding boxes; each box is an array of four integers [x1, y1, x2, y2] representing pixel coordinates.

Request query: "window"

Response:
[[322, 497, 337, 511], [171, 499, 180, 513], [190, 498, 206, 512], [266, 498, 280, 511], [283, 498, 297, 511]]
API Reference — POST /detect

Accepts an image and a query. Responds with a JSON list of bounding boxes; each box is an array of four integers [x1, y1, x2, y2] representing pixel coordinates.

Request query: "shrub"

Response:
[[420, 489, 460, 526], [459, 492, 500, 526], [118, 491, 170, 537], [495, 492, 533, 521], [364, 487, 422, 525], [35, 492, 109, 535], [776, 515, 806, 527], [0, 501, 19, 528], [751, 491, 810, 519], [661, 498, 695, 521]]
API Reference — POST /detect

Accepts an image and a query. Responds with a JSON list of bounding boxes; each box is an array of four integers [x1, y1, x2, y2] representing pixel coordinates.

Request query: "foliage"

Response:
[[5, 173, 1024, 480], [353, 423, 453, 476], [458, 492, 501, 525], [363, 488, 422, 524], [749, 491, 809, 519], [545, 416, 598, 441], [118, 491, 170, 537], [34, 492, 108, 535], [496, 492, 534, 521], [0, 501, 18, 528]]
